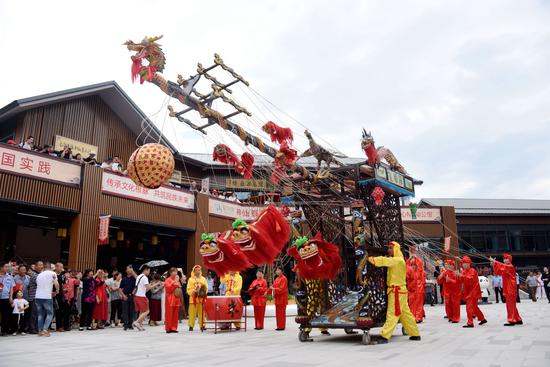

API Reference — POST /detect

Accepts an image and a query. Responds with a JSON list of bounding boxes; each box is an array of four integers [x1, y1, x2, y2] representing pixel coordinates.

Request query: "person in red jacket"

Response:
[[248, 270, 268, 330], [164, 267, 182, 333], [490, 254, 523, 326], [437, 259, 460, 323], [406, 259, 418, 321], [460, 256, 487, 328], [269, 267, 288, 331], [407, 256, 426, 323]]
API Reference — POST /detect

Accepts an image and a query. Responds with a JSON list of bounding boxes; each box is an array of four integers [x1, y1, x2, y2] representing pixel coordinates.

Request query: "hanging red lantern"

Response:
[[125, 239, 131, 249], [279, 205, 290, 217], [371, 186, 385, 206]]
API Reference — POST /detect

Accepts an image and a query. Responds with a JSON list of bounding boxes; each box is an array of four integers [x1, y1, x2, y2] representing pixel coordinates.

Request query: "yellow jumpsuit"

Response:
[[370, 243, 420, 340], [223, 272, 243, 328], [187, 275, 208, 328]]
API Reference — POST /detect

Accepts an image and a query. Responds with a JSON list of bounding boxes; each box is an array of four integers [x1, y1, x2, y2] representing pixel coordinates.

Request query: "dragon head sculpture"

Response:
[[360, 129, 374, 150], [287, 233, 342, 280], [124, 35, 166, 84]]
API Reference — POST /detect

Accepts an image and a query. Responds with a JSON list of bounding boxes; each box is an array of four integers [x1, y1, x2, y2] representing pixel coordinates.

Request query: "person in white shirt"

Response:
[[133, 266, 154, 331], [12, 290, 29, 335], [20, 136, 34, 150], [35, 262, 59, 336]]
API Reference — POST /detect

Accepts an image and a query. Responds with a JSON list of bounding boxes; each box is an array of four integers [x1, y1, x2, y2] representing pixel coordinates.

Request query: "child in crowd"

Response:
[[12, 290, 29, 335]]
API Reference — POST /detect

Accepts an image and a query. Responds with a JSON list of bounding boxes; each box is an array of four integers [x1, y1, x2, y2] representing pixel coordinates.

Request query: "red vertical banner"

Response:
[[98, 215, 111, 245], [443, 236, 451, 253]]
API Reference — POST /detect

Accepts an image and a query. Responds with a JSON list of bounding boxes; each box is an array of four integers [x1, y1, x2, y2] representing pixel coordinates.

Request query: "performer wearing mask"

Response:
[[368, 241, 421, 343], [490, 254, 523, 326], [460, 256, 487, 328], [187, 265, 208, 331], [223, 271, 243, 330], [164, 267, 182, 333], [269, 267, 288, 331], [437, 259, 461, 323], [248, 270, 267, 330]]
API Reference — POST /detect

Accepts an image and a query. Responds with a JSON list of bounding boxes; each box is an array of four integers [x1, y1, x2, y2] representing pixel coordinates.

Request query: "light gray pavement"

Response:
[[1, 301, 548, 367]]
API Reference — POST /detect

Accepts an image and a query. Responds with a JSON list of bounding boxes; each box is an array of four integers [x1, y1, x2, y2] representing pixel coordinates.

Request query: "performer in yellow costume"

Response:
[[368, 241, 421, 343], [187, 265, 208, 331], [222, 271, 243, 330]]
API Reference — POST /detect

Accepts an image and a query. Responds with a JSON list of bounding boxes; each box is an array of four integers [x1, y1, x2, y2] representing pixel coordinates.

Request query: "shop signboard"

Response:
[[102, 171, 194, 210], [374, 163, 415, 196], [170, 170, 182, 184], [400, 207, 441, 222], [0, 144, 81, 186], [225, 178, 268, 191], [54, 135, 98, 158], [209, 198, 263, 221]]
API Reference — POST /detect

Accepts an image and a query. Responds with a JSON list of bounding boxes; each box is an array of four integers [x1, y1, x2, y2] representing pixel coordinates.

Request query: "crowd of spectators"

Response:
[[5, 136, 125, 174], [0, 260, 234, 337]]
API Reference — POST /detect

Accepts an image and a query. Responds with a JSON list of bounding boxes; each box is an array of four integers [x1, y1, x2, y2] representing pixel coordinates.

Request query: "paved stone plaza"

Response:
[[1, 301, 548, 367]]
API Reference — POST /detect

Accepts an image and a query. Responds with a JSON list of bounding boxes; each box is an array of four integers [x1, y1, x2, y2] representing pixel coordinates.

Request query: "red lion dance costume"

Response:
[[212, 144, 254, 179], [491, 253, 522, 326], [262, 121, 294, 145], [406, 255, 425, 323], [460, 256, 487, 328], [199, 233, 251, 275], [287, 234, 342, 281], [230, 206, 290, 266]]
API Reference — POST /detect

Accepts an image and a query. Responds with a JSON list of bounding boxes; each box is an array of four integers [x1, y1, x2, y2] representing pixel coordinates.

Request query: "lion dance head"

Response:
[[287, 233, 342, 280], [199, 232, 251, 275]]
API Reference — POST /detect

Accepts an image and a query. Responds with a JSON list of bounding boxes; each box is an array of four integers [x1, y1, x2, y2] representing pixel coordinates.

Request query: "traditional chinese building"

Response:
[[419, 198, 550, 269], [0, 82, 210, 272]]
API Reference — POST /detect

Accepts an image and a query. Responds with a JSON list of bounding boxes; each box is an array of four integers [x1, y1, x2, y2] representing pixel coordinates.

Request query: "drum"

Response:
[[205, 296, 243, 322]]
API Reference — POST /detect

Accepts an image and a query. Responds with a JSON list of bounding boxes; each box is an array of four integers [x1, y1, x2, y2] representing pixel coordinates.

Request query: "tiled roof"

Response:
[[420, 198, 550, 216]]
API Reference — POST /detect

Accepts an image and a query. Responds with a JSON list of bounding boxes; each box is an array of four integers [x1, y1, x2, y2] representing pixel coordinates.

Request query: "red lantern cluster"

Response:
[[371, 186, 385, 206]]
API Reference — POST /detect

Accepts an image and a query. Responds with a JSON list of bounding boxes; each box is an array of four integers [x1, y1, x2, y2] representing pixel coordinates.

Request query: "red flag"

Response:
[[98, 215, 111, 245], [443, 236, 451, 253]]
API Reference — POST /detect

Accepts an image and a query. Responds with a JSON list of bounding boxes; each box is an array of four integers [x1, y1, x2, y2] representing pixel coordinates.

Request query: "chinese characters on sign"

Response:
[[101, 171, 195, 210], [209, 198, 264, 221], [225, 178, 268, 191], [0, 144, 81, 185], [54, 135, 98, 159], [98, 215, 111, 245], [400, 208, 442, 222]]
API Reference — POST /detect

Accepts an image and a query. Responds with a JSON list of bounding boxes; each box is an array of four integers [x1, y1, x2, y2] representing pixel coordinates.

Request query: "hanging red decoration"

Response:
[[371, 186, 385, 206], [279, 205, 290, 217], [262, 121, 294, 145], [271, 142, 299, 184], [212, 144, 255, 179]]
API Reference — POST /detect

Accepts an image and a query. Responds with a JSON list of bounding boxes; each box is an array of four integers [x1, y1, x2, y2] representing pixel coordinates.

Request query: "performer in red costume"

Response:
[[269, 267, 288, 331], [406, 260, 418, 320], [490, 254, 523, 326], [460, 256, 487, 328], [437, 259, 460, 323], [248, 270, 268, 330], [164, 267, 182, 333], [406, 256, 426, 323]]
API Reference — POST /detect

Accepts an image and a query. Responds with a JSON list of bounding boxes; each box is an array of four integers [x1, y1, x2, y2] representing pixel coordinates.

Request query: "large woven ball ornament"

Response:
[[127, 143, 175, 189]]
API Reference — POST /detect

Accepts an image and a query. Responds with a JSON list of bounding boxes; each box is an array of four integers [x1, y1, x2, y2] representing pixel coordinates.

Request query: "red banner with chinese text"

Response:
[[98, 215, 111, 245], [443, 236, 451, 253]]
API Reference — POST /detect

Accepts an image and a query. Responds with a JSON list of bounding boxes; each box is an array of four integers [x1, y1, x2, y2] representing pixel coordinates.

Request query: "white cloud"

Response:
[[1, 0, 549, 199]]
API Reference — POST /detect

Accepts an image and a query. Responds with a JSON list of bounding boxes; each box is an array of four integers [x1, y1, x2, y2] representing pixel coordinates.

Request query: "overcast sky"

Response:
[[1, 0, 549, 200]]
